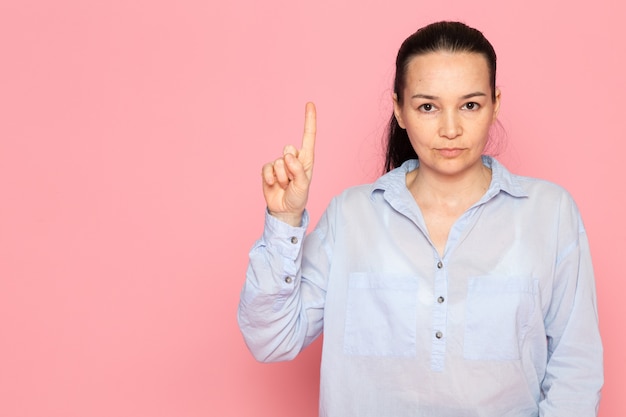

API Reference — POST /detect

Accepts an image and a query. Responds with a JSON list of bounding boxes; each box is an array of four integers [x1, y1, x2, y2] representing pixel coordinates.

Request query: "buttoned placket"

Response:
[[431, 256, 448, 372], [428, 203, 484, 372]]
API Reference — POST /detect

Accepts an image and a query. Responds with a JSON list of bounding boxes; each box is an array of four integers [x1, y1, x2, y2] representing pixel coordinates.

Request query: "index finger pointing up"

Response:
[[299, 102, 316, 162]]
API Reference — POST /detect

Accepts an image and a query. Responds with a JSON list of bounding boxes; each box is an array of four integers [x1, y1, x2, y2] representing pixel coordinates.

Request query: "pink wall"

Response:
[[0, 1, 623, 416]]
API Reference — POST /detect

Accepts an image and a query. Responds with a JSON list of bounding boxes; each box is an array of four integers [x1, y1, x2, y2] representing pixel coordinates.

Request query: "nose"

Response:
[[439, 110, 462, 139]]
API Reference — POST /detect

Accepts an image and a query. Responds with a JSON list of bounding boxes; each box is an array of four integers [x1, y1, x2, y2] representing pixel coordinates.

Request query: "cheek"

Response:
[[471, 114, 496, 134], [405, 126, 434, 146]]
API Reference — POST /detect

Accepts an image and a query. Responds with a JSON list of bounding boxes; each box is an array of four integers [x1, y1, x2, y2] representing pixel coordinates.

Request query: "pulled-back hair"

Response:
[[384, 21, 498, 172]]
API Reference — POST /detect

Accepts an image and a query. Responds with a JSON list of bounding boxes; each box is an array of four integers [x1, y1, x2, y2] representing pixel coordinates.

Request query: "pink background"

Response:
[[0, 0, 623, 416]]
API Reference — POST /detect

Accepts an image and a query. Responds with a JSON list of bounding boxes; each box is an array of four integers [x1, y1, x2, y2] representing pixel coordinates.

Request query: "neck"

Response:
[[406, 161, 492, 207]]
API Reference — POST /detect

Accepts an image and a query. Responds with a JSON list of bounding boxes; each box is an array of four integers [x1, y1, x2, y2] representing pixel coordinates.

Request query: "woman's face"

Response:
[[393, 51, 500, 179]]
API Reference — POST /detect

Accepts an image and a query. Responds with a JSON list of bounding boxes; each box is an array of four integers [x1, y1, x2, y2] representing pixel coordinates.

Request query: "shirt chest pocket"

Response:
[[343, 273, 419, 357], [463, 276, 539, 361]]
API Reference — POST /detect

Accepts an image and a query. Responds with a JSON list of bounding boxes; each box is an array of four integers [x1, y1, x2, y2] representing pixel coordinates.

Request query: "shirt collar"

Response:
[[370, 156, 528, 200]]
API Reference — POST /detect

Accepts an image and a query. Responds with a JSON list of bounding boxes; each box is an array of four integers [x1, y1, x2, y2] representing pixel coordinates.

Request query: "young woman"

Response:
[[238, 21, 603, 417]]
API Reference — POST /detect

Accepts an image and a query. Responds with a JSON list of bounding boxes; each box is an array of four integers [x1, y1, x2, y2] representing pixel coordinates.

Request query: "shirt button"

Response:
[[435, 331, 443, 339], [284, 276, 293, 284], [437, 261, 443, 269], [290, 236, 298, 244], [437, 296, 445, 303]]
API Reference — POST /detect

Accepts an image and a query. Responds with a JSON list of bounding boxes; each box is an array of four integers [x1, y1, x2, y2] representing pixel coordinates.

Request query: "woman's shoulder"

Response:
[[504, 170, 583, 226], [332, 183, 379, 206], [491, 157, 576, 203], [514, 173, 576, 203], [515, 174, 571, 195]]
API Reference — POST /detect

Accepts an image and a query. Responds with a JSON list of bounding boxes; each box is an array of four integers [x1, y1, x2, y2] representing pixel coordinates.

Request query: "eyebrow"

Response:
[[411, 92, 487, 100]]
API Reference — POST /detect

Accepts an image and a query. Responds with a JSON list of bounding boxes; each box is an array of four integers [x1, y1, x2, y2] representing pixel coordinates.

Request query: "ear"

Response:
[[392, 93, 406, 129], [492, 88, 502, 122]]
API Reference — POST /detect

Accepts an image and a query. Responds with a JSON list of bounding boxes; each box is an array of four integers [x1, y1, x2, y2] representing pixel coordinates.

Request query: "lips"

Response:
[[437, 148, 464, 158]]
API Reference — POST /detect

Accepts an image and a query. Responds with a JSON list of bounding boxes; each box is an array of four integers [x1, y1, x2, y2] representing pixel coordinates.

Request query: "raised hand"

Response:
[[261, 102, 316, 227]]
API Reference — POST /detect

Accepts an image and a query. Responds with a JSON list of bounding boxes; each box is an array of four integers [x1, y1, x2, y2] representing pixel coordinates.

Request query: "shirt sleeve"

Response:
[[539, 201, 603, 416], [237, 208, 330, 363]]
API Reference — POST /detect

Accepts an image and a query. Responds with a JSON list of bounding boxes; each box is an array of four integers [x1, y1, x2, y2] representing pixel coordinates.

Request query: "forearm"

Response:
[[237, 211, 313, 362]]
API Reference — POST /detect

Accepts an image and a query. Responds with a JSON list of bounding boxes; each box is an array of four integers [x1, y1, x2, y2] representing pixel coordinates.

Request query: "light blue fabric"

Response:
[[238, 156, 603, 417]]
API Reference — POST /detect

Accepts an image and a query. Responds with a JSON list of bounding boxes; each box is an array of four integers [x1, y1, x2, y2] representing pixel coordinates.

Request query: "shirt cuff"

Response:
[[262, 209, 309, 260]]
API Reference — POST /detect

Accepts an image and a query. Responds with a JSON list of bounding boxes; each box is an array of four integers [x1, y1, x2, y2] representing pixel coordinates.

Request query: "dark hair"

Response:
[[383, 21, 498, 172]]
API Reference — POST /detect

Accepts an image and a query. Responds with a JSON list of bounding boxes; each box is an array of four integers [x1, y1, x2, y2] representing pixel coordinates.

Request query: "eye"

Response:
[[418, 103, 436, 112], [462, 102, 480, 111]]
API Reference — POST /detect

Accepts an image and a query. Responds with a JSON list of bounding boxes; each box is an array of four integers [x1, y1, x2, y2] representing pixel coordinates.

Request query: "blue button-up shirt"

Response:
[[238, 157, 603, 417]]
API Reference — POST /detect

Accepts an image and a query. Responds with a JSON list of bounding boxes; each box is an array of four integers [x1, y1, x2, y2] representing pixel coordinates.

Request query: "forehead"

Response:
[[403, 51, 491, 93]]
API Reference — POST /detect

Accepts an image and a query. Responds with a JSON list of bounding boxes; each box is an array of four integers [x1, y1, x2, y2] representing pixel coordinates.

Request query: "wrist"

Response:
[[268, 210, 304, 227]]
